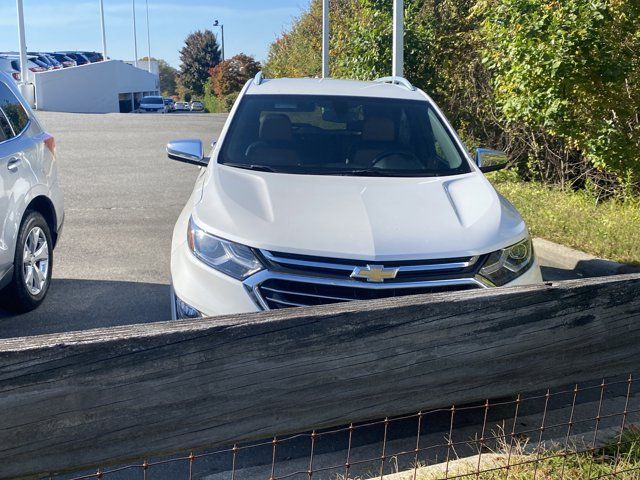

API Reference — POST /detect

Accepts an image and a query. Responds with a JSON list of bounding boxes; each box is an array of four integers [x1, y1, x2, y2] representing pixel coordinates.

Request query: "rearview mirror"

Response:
[[167, 139, 209, 167], [475, 148, 508, 173]]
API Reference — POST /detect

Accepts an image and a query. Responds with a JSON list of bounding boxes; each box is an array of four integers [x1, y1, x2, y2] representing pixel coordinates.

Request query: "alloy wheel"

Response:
[[22, 226, 49, 295]]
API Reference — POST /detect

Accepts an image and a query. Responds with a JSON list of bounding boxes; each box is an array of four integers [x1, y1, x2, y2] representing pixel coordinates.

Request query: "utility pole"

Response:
[[214, 20, 224, 61], [322, 0, 329, 78], [132, 0, 139, 67], [145, 0, 151, 72], [16, 0, 28, 84], [99, 0, 108, 61], [392, 0, 404, 78], [221, 24, 224, 61]]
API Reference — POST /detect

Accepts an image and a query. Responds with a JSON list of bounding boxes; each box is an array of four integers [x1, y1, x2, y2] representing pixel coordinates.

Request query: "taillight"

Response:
[[11, 72, 20, 81], [43, 134, 56, 156]]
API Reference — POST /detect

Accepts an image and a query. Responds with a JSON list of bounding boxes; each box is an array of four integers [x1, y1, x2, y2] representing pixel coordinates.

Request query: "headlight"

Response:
[[479, 237, 534, 286], [187, 217, 263, 280]]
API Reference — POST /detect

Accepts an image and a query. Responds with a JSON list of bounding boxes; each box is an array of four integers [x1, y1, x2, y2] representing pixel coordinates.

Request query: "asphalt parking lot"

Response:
[[0, 112, 225, 338]]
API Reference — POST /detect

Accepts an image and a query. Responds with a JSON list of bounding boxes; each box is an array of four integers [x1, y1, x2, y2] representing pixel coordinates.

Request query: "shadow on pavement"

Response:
[[540, 265, 584, 282], [0, 279, 171, 339]]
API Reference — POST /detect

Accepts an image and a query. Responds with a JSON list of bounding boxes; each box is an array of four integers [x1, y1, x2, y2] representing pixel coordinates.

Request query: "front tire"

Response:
[[1, 211, 53, 313]]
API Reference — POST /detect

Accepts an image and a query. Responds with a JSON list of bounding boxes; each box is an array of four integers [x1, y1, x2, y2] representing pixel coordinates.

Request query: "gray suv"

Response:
[[0, 73, 64, 312]]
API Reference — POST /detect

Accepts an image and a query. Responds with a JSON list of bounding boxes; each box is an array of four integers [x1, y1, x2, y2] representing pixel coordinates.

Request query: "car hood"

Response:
[[193, 165, 527, 261]]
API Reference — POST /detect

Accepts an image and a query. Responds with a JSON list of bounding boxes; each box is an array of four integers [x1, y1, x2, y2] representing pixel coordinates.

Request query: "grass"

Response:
[[488, 170, 640, 266], [453, 427, 640, 479], [372, 427, 640, 480]]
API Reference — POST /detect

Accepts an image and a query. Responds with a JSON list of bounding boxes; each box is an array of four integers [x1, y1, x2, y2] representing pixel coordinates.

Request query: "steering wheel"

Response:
[[370, 150, 421, 169]]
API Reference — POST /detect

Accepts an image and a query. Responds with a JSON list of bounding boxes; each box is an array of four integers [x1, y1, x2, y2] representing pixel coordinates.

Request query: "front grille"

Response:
[[249, 250, 488, 310], [259, 250, 483, 282], [256, 278, 481, 309]]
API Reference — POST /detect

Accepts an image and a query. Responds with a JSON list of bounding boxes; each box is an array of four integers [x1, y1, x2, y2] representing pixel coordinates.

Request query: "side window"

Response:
[[0, 111, 13, 142], [0, 82, 29, 138]]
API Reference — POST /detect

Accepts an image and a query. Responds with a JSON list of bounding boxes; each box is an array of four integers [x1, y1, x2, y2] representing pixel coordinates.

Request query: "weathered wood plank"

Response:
[[1, 274, 640, 479]]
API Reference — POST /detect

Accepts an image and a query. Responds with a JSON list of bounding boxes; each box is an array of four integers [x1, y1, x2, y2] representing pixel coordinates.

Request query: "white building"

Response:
[[34, 60, 159, 113]]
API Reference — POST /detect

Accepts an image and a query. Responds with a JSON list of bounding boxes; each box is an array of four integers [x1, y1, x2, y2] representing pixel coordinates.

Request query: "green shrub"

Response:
[[222, 92, 240, 112], [264, 0, 640, 196], [478, 0, 640, 188]]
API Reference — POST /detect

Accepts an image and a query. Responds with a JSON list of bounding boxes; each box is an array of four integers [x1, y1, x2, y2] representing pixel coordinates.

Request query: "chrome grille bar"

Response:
[[260, 285, 355, 302], [261, 250, 478, 273], [244, 270, 487, 310]]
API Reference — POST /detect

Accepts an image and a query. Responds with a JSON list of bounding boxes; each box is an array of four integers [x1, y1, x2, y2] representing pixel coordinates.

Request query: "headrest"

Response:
[[260, 114, 293, 142], [362, 116, 395, 142]]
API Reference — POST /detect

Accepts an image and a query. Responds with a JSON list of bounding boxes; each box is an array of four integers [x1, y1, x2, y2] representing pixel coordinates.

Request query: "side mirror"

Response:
[[475, 148, 508, 173], [167, 139, 209, 167]]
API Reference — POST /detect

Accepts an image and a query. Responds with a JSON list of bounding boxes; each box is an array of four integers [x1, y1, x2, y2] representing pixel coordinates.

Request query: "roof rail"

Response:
[[254, 71, 265, 85], [374, 76, 416, 91]]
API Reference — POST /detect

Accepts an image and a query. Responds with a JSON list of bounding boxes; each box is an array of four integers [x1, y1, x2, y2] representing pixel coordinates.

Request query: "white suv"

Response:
[[0, 73, 64, 312], [167, 74, 541, 319], [138, 95, 167, 113]]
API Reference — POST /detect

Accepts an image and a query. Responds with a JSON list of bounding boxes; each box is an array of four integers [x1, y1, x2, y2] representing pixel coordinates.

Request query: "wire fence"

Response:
[[49, 373, 640, 480]]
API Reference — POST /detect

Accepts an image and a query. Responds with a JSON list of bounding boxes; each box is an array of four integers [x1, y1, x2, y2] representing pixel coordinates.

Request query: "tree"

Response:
[[178, 30, 221, 97], [264, 0, 324, 78], [478, 0, 640, 187], [140, 57, 178, 97], [210, 53, 261, 97], [264, 0, 640, 195]]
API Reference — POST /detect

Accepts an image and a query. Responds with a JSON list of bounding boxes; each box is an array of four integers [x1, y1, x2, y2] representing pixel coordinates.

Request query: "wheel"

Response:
[[1, 211, 53, 313]]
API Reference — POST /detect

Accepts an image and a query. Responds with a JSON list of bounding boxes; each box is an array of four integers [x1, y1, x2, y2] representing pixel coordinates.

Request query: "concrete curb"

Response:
[[533, 237, 640, 278]]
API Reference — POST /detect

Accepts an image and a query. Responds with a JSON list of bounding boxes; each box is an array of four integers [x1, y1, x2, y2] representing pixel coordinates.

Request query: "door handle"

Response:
[[7, 157, 21, 172]]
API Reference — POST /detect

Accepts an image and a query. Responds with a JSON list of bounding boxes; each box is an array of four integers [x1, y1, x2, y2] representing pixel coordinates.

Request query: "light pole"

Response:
[[392, 0, 404, 78], [322, 0, 329, 78], [132, 0, 139, 67], [16, 0, 28, 84], [145, 0, 151, 72], [99, 0, 108, 61], [213, 19, 224, 61]]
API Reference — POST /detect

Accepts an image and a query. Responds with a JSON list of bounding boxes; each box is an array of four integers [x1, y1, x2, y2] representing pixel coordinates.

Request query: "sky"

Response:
[[0, 0, 310, 68]]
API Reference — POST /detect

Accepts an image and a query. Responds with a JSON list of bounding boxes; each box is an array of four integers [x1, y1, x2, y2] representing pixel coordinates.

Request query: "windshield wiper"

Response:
[[222, 163, 278, 173]]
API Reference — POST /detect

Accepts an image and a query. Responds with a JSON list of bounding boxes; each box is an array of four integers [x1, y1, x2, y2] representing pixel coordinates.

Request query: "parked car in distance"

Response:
[[28, 53, 61, 70], [173, 101, 189, 111], [48, 53, 77, 68], [167, 74, 542, 319], [0, 57, 21, 82], [190, 101, 204, 112], [164, 98, 175, 111], [56, 52, 89, 66], [0, 55, 48, 83], [78, 51, 104, 63], [139, 95, 167, 113], [0, 72, 64, 312]]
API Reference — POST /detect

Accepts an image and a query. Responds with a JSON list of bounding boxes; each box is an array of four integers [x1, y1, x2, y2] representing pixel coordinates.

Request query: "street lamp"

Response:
[[16, 0, 28, 84], [213, 19, 225, 61], [145, 0, 151, 72], [99, 0, 108, 61], [132, 0, 139, 67]]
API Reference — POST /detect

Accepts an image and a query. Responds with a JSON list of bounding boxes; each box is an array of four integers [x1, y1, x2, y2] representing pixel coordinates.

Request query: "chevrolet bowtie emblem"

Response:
[[350, 264, 399, 283]]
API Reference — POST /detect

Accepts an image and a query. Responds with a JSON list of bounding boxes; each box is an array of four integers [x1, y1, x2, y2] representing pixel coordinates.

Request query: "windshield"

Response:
[[142, 97, 163, 105], [219, 94, 470, 177]]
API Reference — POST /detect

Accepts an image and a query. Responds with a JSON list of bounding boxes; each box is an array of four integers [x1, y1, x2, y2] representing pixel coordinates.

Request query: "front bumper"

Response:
[[171, 240, 261, 318], [171, 240, 544, 319]]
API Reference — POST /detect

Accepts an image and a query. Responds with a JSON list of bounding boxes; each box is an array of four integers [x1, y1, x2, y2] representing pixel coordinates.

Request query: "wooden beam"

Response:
[[1, 274, 640, 479]]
